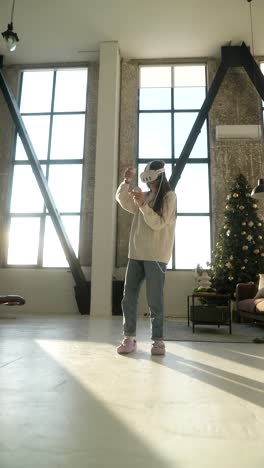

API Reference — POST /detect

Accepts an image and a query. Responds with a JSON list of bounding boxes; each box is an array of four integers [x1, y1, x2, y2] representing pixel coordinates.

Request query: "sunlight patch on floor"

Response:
[[35, 338, 177, 467]]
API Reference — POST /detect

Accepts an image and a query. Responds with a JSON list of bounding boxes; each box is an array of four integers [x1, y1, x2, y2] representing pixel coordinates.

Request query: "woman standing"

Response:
[[115, 160, 177, 355]]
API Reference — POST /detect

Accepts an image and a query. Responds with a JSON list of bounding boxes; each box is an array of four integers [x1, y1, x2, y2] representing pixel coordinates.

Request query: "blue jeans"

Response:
[[122, 259, 166, 340]]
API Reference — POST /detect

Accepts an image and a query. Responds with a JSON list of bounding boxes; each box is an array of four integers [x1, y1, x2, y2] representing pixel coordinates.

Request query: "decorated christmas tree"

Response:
[[210, 174, 264, 296]]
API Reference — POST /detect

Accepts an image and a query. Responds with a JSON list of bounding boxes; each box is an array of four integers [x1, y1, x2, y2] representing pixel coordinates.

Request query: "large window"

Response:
[[7, 68, 88, 267], [138, 65, 211, 269]]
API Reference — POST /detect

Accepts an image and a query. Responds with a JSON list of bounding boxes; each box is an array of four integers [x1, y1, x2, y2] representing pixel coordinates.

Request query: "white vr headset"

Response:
[[140, 162, 165, 183]]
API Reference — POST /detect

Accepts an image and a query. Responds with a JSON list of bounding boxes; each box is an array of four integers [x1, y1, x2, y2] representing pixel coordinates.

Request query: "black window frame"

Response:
[[5, 66, 88, 268], [137, 62, 212, 270]]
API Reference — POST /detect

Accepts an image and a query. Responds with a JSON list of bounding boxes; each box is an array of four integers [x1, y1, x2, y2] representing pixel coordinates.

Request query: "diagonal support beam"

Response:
[[169, 59, 228, 190], [240, 42, 264, 100], [0, 69, 90, 314], [169, 43, 264, 191]]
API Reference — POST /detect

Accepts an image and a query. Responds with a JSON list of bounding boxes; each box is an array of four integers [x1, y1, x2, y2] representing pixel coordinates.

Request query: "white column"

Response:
[[90, 41, 120, 316]]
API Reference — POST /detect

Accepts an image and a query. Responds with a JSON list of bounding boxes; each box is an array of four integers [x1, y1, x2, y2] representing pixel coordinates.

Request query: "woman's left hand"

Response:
[[131, 189, 144, 207]]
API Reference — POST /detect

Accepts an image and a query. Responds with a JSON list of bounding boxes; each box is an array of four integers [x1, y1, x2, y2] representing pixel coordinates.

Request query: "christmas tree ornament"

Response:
[[242, 245, 248, 251], [239, 205, 245, 210], [233, 193, 239, 198]]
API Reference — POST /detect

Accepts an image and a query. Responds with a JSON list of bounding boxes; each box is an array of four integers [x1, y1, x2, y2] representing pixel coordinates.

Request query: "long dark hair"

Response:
[[148, 160, 171, 215]]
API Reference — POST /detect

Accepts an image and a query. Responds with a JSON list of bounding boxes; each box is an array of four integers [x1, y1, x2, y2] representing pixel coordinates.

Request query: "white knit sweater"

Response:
[[116, 181, 177, 263]]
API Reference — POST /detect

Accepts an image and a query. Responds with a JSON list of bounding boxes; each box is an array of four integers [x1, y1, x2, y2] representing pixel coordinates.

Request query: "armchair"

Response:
[[236, 282, 264, 323]]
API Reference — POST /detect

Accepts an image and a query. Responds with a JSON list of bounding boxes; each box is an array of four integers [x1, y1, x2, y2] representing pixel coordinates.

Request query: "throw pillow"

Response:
[[255, 287, 264, 299], [258, 274, 264, 290]]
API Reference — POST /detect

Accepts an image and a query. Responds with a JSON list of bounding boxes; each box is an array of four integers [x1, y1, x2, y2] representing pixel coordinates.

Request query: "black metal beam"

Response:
[[169, 59, 228, 190], [240, 42, 264, 101], [0, 69, 90, 314], [169, 43, 264, 190], [221, 44, 246, 67]]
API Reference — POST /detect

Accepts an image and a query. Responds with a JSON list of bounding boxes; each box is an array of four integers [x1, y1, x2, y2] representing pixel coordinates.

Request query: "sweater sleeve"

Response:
[[139, 191, 177, 231], [115, 181, 138, 214]]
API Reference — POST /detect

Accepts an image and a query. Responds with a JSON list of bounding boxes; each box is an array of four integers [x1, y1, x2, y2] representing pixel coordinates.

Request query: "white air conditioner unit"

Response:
[[215, 124, 262, 141]]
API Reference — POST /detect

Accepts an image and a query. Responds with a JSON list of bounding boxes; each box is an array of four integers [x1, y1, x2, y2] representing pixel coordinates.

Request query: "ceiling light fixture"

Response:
[[1, 0, 19, 52]]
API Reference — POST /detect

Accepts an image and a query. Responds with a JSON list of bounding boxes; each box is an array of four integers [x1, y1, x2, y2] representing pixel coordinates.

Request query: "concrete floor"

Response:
[[0, 314, 264, 468]]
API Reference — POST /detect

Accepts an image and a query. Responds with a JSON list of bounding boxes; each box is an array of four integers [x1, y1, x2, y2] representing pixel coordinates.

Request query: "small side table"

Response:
[[187, 293, 232, 334]]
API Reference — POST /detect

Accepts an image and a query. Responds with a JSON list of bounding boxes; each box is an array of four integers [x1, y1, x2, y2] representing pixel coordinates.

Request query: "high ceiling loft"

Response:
[[1, 0, 264, 65]]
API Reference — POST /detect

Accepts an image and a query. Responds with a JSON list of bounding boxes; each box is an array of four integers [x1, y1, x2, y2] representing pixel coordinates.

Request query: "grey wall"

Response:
[[208, 60, 264, 243], [79, 63, 98, 266], [0, 66, 20, 265], [116, 61, 138, 267]]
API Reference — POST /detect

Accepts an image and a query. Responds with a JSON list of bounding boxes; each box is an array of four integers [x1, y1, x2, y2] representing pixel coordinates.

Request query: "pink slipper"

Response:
[[151, 340, 165, 356], [117, 337, 137, 354]]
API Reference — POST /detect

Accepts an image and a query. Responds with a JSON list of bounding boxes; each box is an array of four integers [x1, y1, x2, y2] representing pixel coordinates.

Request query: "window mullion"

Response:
[[138, 63, 210, 270]]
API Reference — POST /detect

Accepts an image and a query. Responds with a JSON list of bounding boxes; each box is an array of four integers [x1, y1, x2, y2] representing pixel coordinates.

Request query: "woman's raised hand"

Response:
[[124, 167, 135, 182]]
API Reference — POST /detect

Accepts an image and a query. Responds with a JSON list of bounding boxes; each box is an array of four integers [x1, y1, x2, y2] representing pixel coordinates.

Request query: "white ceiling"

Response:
[[0, 0, 264, 66]]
